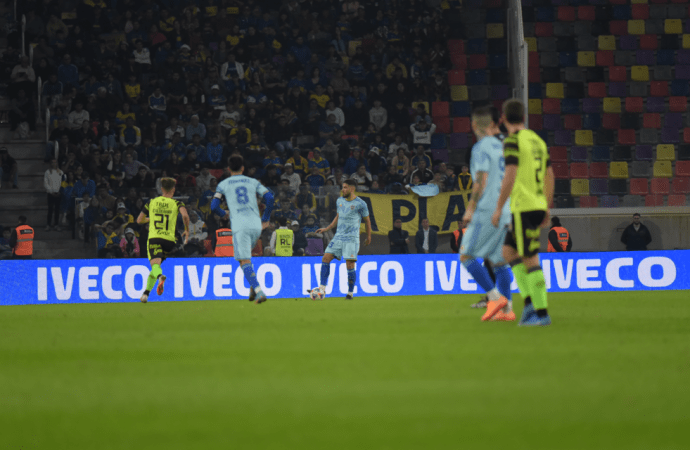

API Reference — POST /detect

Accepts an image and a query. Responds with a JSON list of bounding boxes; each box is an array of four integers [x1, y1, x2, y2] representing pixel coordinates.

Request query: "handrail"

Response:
[[45, 107, 50, 143], [54, 140, 59, 160], [29, 42, 33, 66], [21, 14, 26, 56], [36, 76, 43, 124]]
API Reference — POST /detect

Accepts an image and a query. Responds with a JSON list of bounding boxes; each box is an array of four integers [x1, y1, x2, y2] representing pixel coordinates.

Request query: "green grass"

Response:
[[1, 292, 689, 450]]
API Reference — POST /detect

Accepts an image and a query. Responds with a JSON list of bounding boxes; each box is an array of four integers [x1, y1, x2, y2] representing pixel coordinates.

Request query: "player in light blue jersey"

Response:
[[211, 155, 274, 303], [460, 105, 515, 321], [310, 179, 372, 299]]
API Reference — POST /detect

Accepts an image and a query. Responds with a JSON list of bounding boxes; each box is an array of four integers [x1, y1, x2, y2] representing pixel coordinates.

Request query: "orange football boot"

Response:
[[481, 297, 508, 321]]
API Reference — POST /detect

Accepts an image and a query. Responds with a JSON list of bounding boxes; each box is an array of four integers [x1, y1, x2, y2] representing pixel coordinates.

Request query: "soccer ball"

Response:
[[310, 287, 325, 300]]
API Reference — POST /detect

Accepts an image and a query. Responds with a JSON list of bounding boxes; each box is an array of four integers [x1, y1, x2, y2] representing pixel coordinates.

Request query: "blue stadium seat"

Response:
[[561, 99, 580, 114], [529, 83, 543, 99], [671, 80, 690, 96], [430, 134, 446, 150], [467, 70, 487, 85], [657, 49, 676, 66], [612, 5, 631, 21], [488, 54, 507, 69], [485, 9, 505, 23], [559, 52, 577, 67], [467, 38, 487, 54], [451, 101, 471, 117], [583, 113, 602, 130], [592, 145, 611, 162], [536, 7, 555, 22]]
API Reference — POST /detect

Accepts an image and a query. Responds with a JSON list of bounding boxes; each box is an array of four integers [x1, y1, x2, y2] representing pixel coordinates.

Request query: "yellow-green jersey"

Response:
[[503, 129, 550, 213], [143, 196, 185, 242]]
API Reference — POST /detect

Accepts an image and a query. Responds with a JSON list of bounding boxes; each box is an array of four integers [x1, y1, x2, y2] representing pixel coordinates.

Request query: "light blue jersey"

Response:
[[215, 175, 269, 232], [332, 196, 369, 242], [471, 135, 510, 218]]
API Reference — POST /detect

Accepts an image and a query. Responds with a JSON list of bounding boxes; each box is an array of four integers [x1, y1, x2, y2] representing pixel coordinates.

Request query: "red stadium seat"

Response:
[[643, 113, 662, 129], [588, 82, 607, 98], [684, 128, 690, 143], [448, 70, 466, 85], [596, 51, 614, 66], [651, 178, 670, 194], [451, 54, 467, 70], [630, 178, 649, 195], [645, 195, 664, 207], [579, 196, 598, 207], [434, 116, 451, 133], [543, 98, 561, 114], [558, 6, 576, 21], [564, 115, 582, 130], [432, 101, 449, 118], [535, 22, 554, 37], [453, 117, 471, 133], [650, 81, 669, 97], [552, 162, 570, 179], [528, 66, 541, 83], [640, 35, 658, 50], [668, 195, 686, 206], [550, 146, 568, 162], [609, 66, 627, 82], [529, 52, 540, 68], [609, 21, 628, 36], [618, 129, 637, 145], [672, 177, 690, 193], [676, 162, 690, 177], [469, 54, 487, 69], [529, 114, 543, 130], [625, 97, 644, 113], [570, 162, 589, 179], [669, 97, 687, 113], [590, 162, 609, 178], [603, 114, 621, 130], [632, 5, 650, 20], [578, 6, 595, 21], [448, 40, 465, 54]]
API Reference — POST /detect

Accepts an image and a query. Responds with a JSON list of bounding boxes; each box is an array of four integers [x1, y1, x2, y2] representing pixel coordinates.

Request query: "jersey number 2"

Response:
[[534, 157, 543, 194], [235, 186, 249, 205], [153, 213, 169, 230]]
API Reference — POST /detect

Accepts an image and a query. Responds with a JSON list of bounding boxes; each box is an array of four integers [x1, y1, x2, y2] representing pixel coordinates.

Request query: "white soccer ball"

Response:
[[310, 287, 325, 300]]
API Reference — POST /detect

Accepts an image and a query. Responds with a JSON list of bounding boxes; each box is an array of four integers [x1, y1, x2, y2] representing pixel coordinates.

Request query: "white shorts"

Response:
[[460, 212, 510, 265], [325, 239, 360, 260]]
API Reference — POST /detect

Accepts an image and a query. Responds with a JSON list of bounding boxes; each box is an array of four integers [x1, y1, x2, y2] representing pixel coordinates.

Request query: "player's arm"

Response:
[[463, 171, 487, 226], [136, 211, 149, 224], [211, 192, 227, 217], [317, 213, 338, 234], [363, 215, 372, 246], [179, 206, 190, 244]]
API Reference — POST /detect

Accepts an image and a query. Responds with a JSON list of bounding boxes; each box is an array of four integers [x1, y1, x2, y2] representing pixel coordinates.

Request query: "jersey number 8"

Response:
[[235, 186, 249, 205]]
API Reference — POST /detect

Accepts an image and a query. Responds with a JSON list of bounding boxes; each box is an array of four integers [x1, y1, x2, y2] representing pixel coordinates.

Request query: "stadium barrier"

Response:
[[0, 251, 685, 305]]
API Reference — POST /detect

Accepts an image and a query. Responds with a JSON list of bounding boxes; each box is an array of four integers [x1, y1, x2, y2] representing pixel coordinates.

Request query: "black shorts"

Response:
[[504, 211, 546, 258], [147, 238, 176, 262]]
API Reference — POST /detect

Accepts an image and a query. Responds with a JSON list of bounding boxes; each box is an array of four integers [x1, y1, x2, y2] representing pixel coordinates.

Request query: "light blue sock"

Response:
[[347, 268, 356, 293], [320, 263, 330, 287], [461, 258, 496, 293], [494, 264, 513, 301], [241, 263, 260, 290]]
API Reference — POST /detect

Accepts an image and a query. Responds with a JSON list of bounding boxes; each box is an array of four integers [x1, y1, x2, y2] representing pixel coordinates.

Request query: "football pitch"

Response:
[[1, 291, 687, 450]]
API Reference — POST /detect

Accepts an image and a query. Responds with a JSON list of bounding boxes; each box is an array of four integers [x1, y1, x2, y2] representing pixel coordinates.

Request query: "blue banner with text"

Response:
[[0, 251, 686, 305]]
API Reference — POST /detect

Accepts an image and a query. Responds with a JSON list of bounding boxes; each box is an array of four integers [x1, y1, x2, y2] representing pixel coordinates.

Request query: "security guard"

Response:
[[215, 216, 234, 257], [547, 216, 572, 252], [11, 215, 34, 259], [271, 217, 293, 256], [450, 220, 466, 253]]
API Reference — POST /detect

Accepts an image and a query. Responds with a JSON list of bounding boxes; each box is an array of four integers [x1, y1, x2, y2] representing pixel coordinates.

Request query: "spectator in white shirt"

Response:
[[132, 40, 152, 67], [325, 100, 345, 127], [369, 99, 388, 131], [351, 164, 372, 191], [409, 121, 437, 147], [68, 102, 89, 130], [165, 117, 185, 141], [280, 163, 302, 192], [44, 158, 64, 231], [388, 135, 409, 162]]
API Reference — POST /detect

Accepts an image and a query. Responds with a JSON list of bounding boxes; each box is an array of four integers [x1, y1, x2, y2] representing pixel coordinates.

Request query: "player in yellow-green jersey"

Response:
[[136, 177, 190, 303], [492, 99, 555, 327]]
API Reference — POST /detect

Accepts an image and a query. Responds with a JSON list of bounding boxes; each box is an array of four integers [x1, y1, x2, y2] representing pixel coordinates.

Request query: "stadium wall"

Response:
[[1, 251, 686, 305]]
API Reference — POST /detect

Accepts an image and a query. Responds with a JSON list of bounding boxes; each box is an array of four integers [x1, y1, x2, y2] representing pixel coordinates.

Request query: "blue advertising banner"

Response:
[[0, 251, 686, 306]]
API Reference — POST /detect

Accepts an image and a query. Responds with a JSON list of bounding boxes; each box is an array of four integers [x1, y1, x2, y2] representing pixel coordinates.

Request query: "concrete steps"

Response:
[[0, 189, 45, 206]]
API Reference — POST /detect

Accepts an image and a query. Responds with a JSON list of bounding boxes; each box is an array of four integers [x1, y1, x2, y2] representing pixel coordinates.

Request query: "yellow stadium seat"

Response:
[[631, 65, 650, 81], [525, 37, 537, 53], [450, 85, 468, 101], [683, 34, 690, 49], [486, 23, 504, 39], [628, 20, 646, 35], [598, 35, 616, 51], [528, 99, 542, 115], [656, 144, 675, 161], [571, 179, 590, 197], [610, 162, 629, 179], [665, 19, 683, 35], [630, 0, 648, 3], [577, 51, 595, 67], [545, 83, 565, 99], [654, 161, 673, 178], [575, 130, 594, 146], [603, 97, 622, 113]]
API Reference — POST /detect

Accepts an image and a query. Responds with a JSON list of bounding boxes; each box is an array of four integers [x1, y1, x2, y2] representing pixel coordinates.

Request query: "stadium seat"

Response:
[[584, 113, 602, 130], [540, 99, 559, 115], [640, 34, 658, 49], [613, 5, 631, 21], [656, 144, 676, 161], [643, 113, 662, 129], [431, 149, 449, 164], [448, 40, 465, 54], [550, 146, 568, 162], [588, 82, 607, 98], [469, 85, 489, 102], [469, 55, 488, 70], [625, 97, 644, 113], [641, 128, 660, 144], [636, 50, 655, 66], [661, 35, 680, 50], [432, 102, 449, 118], [683, 34, 690, 49], [665, 19, 683, 34], [556, 195, 575, 208], [608, 82, 627, 98], [621, 113, 640, 130], [635, 145, 654, 161], [525, 37, 537, 53], [610, 179, 629, 195], [431, 133, 447, 148], [654, 161, 673, 177], [586, 67, 605, 82], [488, 54, 507, 69], [618, 129, 637, 145], [651, 177, 671, 194], [629, 82, 647, 98], [669, 96, 687, 112], [453, 117, 471, 134], [645, 195, 664, 207], [559, 52, 577, 67], [564, 115, 582, 131], [555, 130, 573, 146], [529, 114, 543, 131], [681, 144, 690, 160], [676, 161, 690, 178], [535, 22, 554, 37], [610, 20, 628, 36], [592, 146, 611, 162], [575, 130, 593, 146], [598, 129, 615, 146], [610, 161, 630, 179], [671, 79, 690, 96], [583, 98, 601, 113], [579, 196, 598, 208], [631, 65, 650, 81], [570, 162, 589, 179], [600, 195, 620, 208], [628, 20, 646, 35], [553, 162, 569, 179], [668, 195, 686, 206], [603, 97, 622, 113], [451, 54, 467, 69], [661, 128, 679, 144], [596, 50, 614, 66], [609, 66, 627, 82], [544, 115, 562, 131], [578, 51, 596, 67], [598, 35, 616, 50], [448, 70, 466, 85], [450, 85, 468, 101], [653, 65, 673, 81], [570, 146, 589, 162], [614, 145, 634, 161], [672, 177, 690, 195], [602, 114, 621, 130], [452, 102, 471, 117], [650, 81, 669, 97], [578, 6, 596, 21], [528, 66, 541, 84], [646, 97, 665, 113], [632, 161, 651, 178], [528, 100, 542, 115], [555, 179, 570, 196], [571, 179, 590, 196], [621, 195, 643, 207], [630, 178, 649, 195], [545, 83, 565, 99], [590, 162, 609, 178], [632, 4, 650, 20], [589, 179, 608, 196], [449, 133, 469, 149], [620, 35, 639, 51], [486, 23, 504, 39], [658, 49, 676, 65]]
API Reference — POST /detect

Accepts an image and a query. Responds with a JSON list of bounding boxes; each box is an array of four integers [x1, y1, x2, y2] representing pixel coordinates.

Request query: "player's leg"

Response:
[[486, 225, 516, 321], [141, 239, 165, 303], [316, 242, 339, 290], [235, 229, 266, 303], [344, 259, 356, 299]]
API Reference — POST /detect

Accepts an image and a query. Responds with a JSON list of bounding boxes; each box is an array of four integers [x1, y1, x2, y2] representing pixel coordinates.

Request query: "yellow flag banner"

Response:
[[357, 190, 471, 235]]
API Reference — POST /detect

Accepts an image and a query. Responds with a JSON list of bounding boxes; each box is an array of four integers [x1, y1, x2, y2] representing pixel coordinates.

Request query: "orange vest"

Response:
[[215, 228, 234, 257], [14, 225, 34, 256], [452, 228, 467, 246], [547, 226, 569, 252]]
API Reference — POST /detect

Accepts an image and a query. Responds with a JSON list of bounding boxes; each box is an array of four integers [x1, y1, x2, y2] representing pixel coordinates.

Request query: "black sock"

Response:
[[536, 308, 548, 318], [144, 290, 150, 295], [524, 296, 532, 306]]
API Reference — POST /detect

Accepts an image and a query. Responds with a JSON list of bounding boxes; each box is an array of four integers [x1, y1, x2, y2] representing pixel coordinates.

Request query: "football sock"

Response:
[[241, 263, 261, 291], [320, 263, 330, 288], [145, 264, 162, 293], [347, 268, 356, 293], [494, 264, 512, 301], [461, 258, 496, 295], [485, 261, 496, 284], [526, 266, 548, 311], [509, 258, 531, 300]]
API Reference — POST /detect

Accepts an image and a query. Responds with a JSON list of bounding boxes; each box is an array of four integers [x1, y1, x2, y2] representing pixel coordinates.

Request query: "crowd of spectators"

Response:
[[5, 0, 470, 257]]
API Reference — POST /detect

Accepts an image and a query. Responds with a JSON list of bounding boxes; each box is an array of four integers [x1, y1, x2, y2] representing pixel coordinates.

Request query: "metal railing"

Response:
[[20, 14, 25, 56], [36, 76, 42, 124], [507, 0, 528, 126], [44, 108, 50, 143]]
